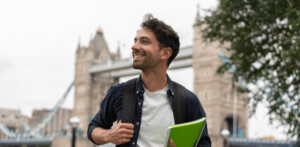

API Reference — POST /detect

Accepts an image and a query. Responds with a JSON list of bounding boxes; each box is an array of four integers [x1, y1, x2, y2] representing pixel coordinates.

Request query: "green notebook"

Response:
[[163, 117, 206, 147]]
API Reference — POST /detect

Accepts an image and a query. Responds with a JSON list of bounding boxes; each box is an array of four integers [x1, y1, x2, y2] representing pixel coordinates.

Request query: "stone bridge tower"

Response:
[[192, 7, 248, 147], [74, 28, 120, 138]]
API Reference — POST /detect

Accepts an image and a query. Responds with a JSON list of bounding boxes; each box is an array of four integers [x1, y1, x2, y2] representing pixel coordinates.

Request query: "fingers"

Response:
[[108, 120, 135, 145], [118, 120, 134, 129], [121, 123, 134, 129], [121, 133, 134, 139], [117, 120, 134, 135], [120, 128, 134, 135], [120, 138, 131, 144], [169, 139, 176, 147], [116, 130, 133, 144]]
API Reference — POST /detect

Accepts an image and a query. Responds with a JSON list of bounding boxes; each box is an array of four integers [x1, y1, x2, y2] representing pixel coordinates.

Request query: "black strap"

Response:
[[121, 78, 137, 123], [173, 82, 188, 124], [121, 78, 187, 125]]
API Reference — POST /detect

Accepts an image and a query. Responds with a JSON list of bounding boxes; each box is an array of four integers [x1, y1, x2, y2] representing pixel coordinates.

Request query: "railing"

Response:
[[228, 138, 297, 147], [0, 138, 52, 145]]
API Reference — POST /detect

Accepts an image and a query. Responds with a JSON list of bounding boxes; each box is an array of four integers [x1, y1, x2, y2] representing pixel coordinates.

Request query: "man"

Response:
[[88, 14, 211, 147]]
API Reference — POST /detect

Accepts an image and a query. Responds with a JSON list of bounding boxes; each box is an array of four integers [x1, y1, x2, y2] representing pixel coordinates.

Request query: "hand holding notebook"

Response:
[[164, 117, 206, 147]]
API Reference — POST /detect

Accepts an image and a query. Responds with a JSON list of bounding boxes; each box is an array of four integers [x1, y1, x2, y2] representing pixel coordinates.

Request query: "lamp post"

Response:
[[221, 129, 230, 147], [70, 117, 80, 147]]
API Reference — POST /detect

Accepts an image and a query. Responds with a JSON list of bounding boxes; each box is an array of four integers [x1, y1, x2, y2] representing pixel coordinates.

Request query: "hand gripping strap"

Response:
[[121, 78, 137, 123], [173, 82, 188, 124]]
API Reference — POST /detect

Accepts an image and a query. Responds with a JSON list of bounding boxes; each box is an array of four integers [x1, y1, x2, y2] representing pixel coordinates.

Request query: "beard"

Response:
[[132, 50, 147, 69], [132, 56, 160, 70], [132, 61, 143, 69], [132, 50, 160, 70]]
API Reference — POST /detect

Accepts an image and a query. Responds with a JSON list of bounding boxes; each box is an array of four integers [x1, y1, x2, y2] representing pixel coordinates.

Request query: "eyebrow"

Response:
[[134, 36, 151, 42]]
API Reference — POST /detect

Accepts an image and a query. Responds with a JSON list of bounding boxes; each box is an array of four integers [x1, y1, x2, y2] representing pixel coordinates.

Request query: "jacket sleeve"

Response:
[[87, 84, 122, 144], [187, 90, 212, 147]]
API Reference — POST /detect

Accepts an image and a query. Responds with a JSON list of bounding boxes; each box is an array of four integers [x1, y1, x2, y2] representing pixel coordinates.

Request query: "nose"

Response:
[[131, 42, 141, 51]]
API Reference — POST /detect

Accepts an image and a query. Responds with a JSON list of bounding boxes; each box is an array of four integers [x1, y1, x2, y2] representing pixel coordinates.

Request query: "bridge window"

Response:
[[7, 127, 16, 132], [223, 117, 244, 138], [198, 68, 214, 79], [226, 117, 234, 136]]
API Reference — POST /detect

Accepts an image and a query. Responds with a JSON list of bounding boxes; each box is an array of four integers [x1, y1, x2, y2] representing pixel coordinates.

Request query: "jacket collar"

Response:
[[135, 74, 174, 94]]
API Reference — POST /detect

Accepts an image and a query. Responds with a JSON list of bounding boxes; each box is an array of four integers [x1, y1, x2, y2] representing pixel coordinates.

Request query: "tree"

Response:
[[201, 0, 300, 139]]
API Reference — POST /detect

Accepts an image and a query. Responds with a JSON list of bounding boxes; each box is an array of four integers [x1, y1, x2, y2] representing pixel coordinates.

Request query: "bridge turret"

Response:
[[113, 41, 121, 60], [73, 33, 95, 140], [192, 4, 248, 147], [93, 27, 111, 62], [196, 3, 200, 22], [73, 27, 119, 145], [76, 37, 81, 53]]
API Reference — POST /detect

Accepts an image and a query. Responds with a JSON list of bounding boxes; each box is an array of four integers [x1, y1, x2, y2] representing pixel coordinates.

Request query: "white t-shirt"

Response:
[[137, 85, 175, 147]]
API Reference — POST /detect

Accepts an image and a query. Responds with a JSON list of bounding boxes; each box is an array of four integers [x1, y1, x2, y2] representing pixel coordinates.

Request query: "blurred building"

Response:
[[0, 107, 72, 139], [0, 108, 29, 138], [29, 108, 72, 136]]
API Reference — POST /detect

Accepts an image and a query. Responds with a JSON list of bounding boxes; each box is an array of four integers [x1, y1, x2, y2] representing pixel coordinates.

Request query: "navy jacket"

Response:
[[88, 75, 211, 147]]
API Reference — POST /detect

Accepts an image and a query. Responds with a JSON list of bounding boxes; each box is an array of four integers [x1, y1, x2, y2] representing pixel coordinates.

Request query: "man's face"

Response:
[[131, 28, 161, 70]]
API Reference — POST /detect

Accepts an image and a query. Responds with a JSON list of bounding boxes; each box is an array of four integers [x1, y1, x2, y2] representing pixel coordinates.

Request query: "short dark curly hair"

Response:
[[140, 13, 180, 67]]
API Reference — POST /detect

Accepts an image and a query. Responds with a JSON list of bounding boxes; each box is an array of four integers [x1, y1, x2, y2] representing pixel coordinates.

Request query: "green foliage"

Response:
[[202, 0, 300, 139]]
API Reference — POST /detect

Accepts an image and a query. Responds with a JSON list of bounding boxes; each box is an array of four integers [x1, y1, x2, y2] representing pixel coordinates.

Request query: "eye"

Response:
[[142, 40, 149, 44]]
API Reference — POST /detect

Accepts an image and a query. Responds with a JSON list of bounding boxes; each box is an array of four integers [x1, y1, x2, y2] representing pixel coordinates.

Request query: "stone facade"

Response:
[[193, 12, 248, 147], [71, 28, 121, 147], [0, 108, 29, 138], [74, 28, 120, 136], [28, 108, 72, 136]]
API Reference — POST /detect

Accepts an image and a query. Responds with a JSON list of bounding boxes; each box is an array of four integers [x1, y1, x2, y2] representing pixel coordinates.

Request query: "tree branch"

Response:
[[286, 0, 300, 15]]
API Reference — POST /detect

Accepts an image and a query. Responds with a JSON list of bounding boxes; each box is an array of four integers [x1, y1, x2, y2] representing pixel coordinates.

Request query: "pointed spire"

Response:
[[97, 27, 103, 35], [117, 40, 120, 51], [76, 37, 81, 53], [77, 37, 81, 47], [194, 3, 201, 26], [196, 3, 200, 21], [87, 33, 94, 50], [115, 40, 121, 60]]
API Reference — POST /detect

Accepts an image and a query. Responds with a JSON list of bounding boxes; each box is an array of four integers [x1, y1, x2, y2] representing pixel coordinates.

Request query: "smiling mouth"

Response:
[[133, 54, 146, 60], [134, 55, 144, 59]]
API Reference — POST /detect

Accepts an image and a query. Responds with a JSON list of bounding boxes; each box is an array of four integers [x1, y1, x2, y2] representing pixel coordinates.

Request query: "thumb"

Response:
[[170, 139, 176, 147]]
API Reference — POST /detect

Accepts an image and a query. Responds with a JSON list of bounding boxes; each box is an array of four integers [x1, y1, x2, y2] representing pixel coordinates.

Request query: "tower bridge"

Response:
[[1, 7, 297, 147]]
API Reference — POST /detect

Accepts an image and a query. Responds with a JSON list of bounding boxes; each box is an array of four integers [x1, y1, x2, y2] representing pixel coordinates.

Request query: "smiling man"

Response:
[[87, 14, 211, 147]]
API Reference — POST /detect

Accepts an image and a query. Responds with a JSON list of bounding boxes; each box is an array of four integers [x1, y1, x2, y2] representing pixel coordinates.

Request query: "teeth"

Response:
[[134, 55, 143, 58]]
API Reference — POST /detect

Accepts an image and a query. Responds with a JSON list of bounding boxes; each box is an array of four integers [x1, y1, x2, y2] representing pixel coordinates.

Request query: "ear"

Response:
[[161, 47, 173, 60]]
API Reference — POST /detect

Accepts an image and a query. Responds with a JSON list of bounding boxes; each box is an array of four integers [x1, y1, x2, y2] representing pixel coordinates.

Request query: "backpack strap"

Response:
[[173, 81, 188, 124], [121, 78, 137, 123], [121, 78, 188, 125]]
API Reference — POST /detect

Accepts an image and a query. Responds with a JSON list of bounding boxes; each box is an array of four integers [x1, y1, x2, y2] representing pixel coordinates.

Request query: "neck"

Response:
[[141, 67, 168, 92]]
